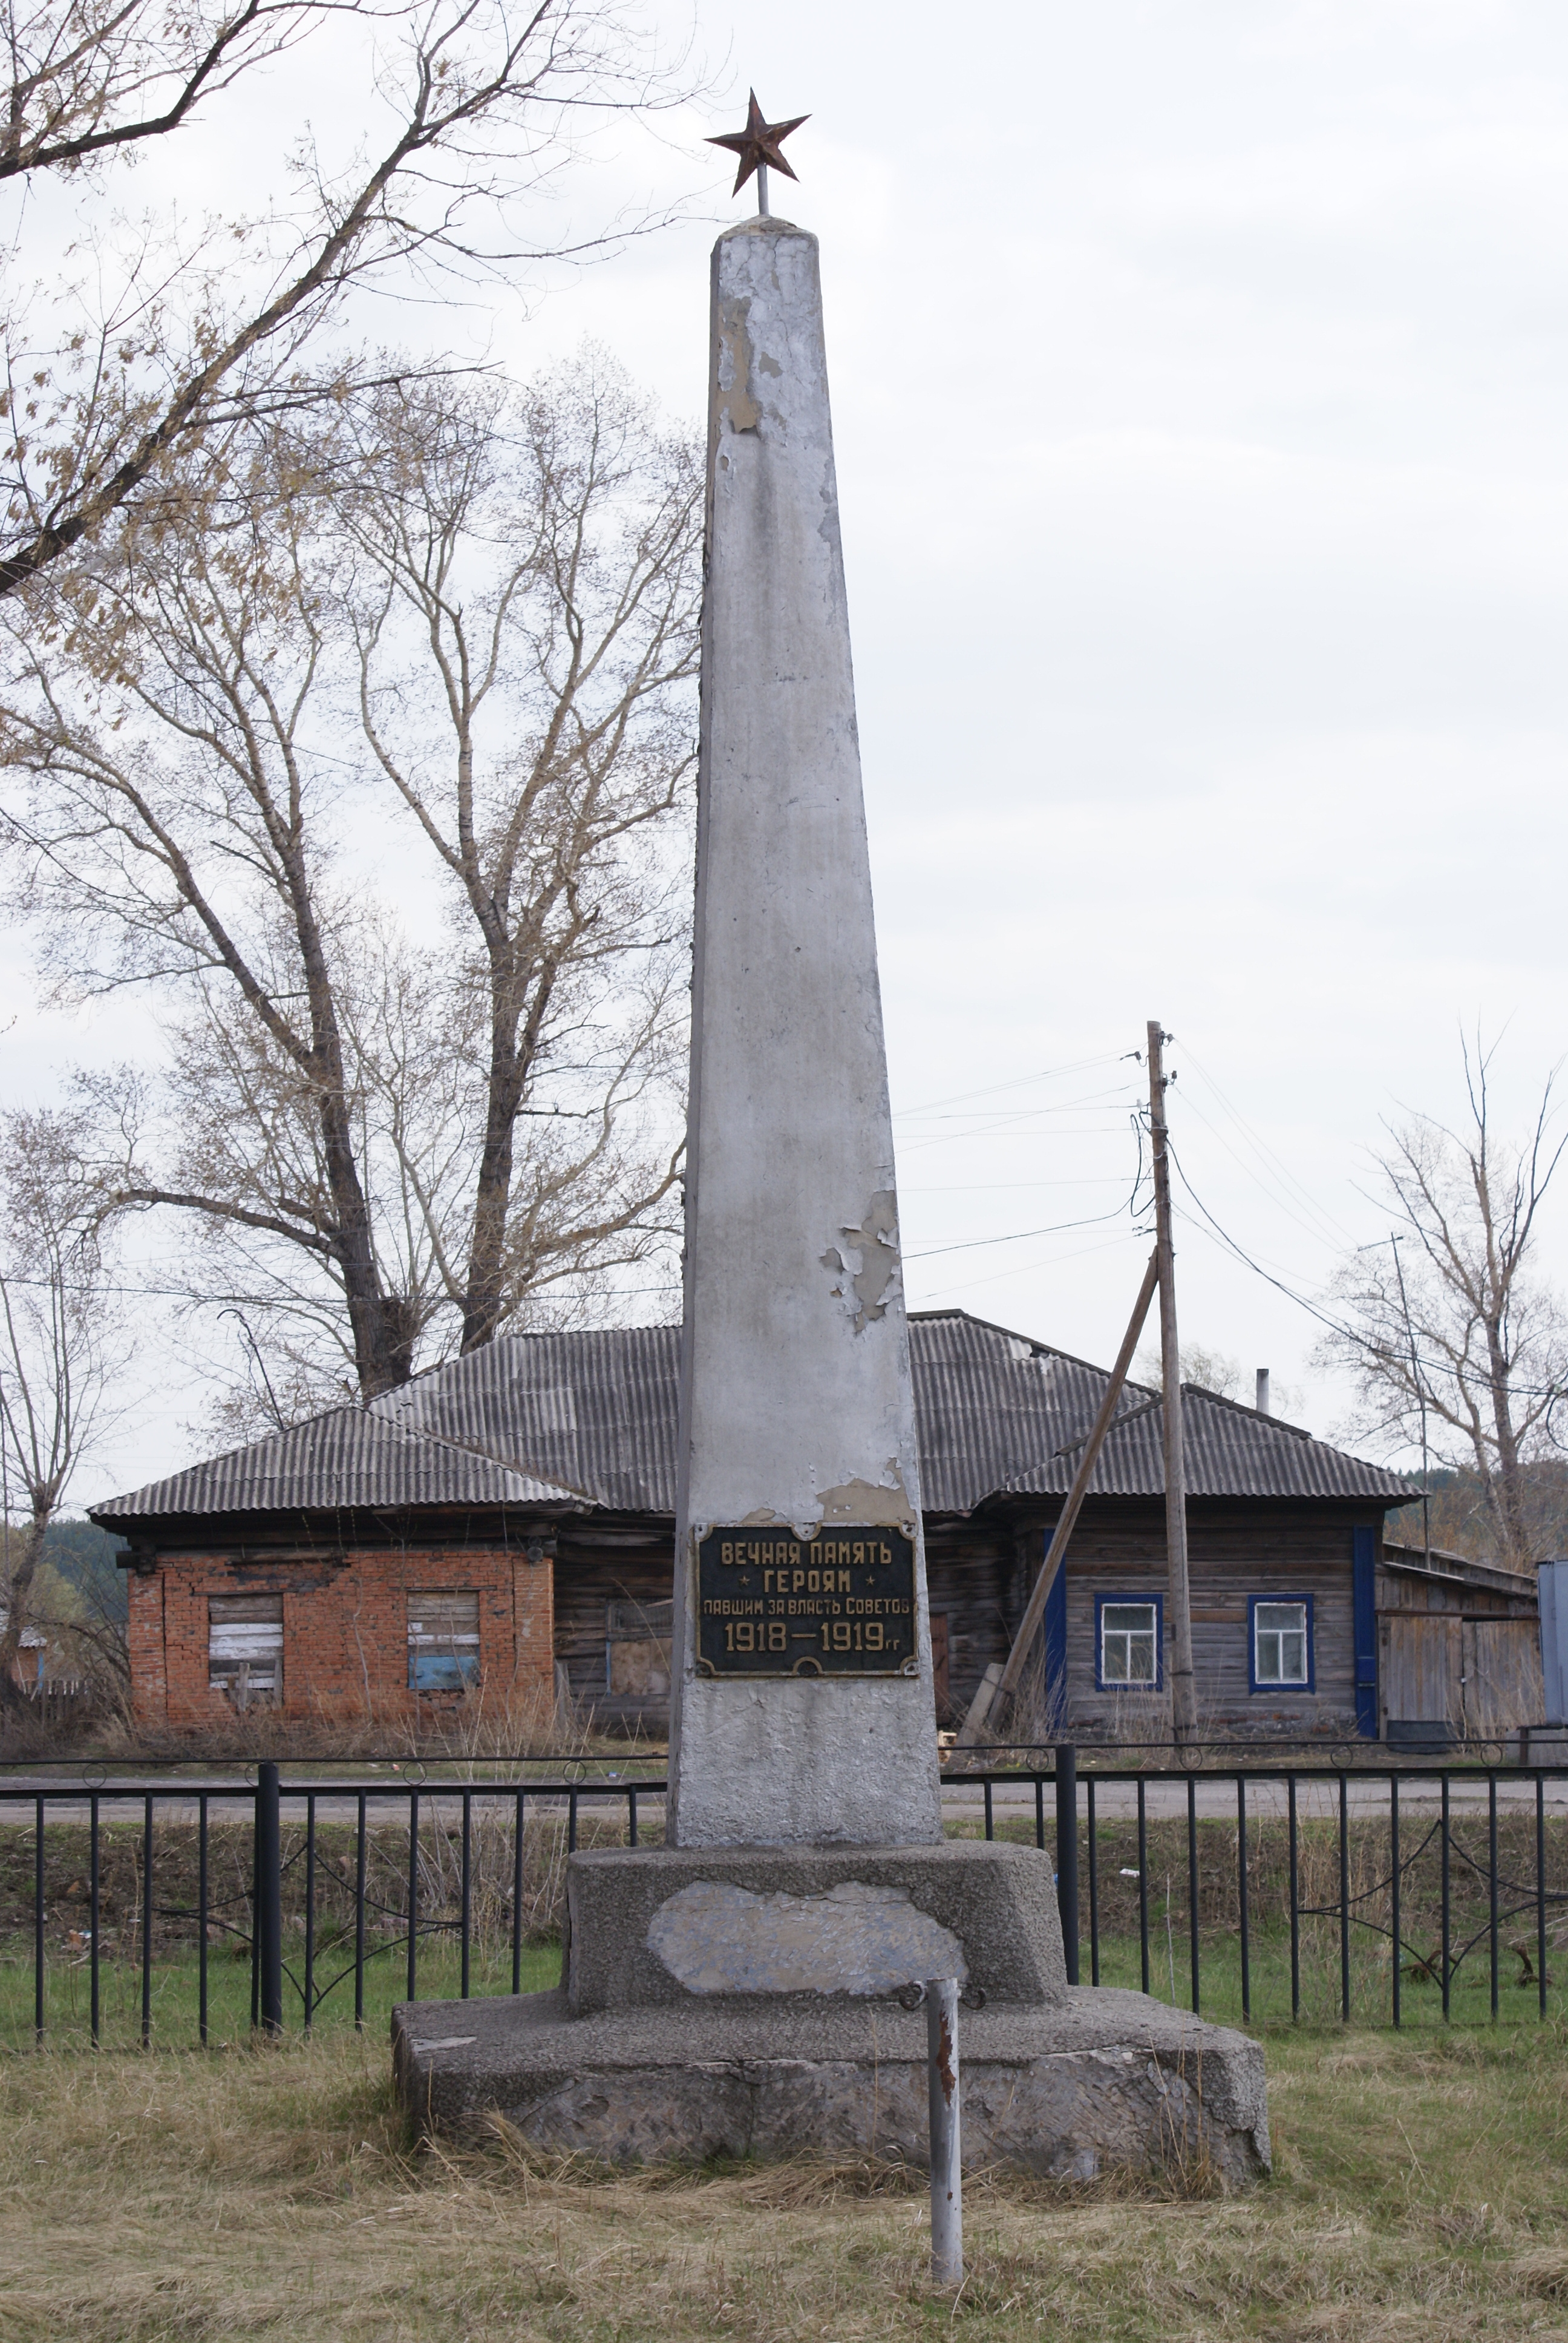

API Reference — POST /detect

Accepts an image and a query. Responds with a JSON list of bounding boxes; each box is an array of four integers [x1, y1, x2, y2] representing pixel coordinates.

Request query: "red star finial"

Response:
[[707, 90, 809, 201]]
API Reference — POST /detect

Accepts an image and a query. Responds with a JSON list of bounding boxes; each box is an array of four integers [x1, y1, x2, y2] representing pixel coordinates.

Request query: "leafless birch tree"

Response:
[[1317, 1038, 1568, 1570], [0, 352, 698, 1409], [0, 1106, 125, 1699]]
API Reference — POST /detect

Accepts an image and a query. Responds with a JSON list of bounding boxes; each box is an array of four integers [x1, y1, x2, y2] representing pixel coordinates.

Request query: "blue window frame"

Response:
[[1094, 1592, 1164, 1691], [1248, 1593, 1315, 1693]]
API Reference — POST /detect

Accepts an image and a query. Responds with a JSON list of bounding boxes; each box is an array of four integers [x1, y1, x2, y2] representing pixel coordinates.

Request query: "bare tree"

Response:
[[0, 1106, 125, 1698], [346, 359, 699, 1349], [1, 353, 697, 1407], [1316, 1037, 1568, 1570], [0, 0, 341, 180], [0, 0, 701, 597]]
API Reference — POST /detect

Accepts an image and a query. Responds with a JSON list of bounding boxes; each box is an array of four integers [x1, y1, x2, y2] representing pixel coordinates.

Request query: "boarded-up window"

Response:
[[209, 1595, 283, 1706], [408, 1591, 480, 1692], [606, 1599, 673, 1699]]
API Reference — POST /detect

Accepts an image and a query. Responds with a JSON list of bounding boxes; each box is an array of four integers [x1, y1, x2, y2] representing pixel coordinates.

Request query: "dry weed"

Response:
[[2, 2023, 1568, 2339]]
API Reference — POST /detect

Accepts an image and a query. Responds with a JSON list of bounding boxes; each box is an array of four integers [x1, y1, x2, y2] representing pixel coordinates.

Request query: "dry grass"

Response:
[[4, 2022, 1568, 2339]]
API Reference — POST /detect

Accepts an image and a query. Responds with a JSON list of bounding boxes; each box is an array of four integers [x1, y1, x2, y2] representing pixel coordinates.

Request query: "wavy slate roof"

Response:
[[94, 1401, 579, 1520], [93, 1310, 1408, 1525]]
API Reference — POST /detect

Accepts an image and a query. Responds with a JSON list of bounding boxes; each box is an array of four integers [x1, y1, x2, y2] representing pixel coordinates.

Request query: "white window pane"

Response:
[[1102, 1603, 1157, 1686], [1255, 1602, 1308, 1685]]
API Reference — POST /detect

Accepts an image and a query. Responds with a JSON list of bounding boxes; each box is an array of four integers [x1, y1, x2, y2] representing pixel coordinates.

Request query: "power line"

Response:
[[893, 1050, 1132, 1119], [904, 1203, 1143, 1263], [1175, 1040, 1361, 1252], [1163, 1138, 1568, 1404], [913, 1225, 1148, 1305]]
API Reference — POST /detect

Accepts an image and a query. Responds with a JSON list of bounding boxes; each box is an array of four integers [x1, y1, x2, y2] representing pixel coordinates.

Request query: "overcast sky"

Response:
[[6, 0, 1568, 1495]]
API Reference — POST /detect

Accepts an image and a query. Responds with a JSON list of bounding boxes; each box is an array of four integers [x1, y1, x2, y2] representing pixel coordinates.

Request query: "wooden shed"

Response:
[[1376, 1541, 1541, 1746]]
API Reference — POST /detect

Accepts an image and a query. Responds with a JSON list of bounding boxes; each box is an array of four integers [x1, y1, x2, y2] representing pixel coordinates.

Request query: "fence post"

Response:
[[1055, 1743, 1079, 1985], [255, 1761, 284, 2036]]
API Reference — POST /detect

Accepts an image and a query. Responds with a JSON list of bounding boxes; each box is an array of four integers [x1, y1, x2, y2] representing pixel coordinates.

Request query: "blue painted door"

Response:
[[1353, 1525, 1379, 1737]]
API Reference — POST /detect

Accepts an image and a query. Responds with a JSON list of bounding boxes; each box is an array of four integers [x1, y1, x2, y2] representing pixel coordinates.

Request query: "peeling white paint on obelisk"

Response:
[[667, 217, 942, 1848]]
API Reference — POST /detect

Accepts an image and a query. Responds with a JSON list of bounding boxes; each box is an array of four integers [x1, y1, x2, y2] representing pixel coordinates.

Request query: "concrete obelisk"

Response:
[[393, 160, 1271, 2187], [666, 213, 942, 1849]]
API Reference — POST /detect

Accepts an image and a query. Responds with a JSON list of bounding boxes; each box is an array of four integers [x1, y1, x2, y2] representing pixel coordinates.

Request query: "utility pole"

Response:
[[1147, 1021, 1197, 1745]]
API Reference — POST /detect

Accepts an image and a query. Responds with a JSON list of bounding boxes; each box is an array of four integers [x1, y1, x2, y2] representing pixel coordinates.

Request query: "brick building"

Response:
[[87, 1310, 1527, 1745], [105, 1409, 560, 1729]]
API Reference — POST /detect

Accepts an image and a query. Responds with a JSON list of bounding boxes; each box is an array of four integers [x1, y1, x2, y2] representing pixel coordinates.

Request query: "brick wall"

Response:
[[129, 1545, 555, 1729]]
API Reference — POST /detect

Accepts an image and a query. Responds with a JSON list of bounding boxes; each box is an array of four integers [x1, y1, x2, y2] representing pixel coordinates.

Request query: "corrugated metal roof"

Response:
[[94, 1403, 578, 1519], [377, 1325, 682, 1515], [92, 1309, 1409, 1524]]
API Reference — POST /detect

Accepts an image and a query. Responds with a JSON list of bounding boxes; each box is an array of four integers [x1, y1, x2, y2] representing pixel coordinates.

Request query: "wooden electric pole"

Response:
[[1148, 1021, 1197, 1745]]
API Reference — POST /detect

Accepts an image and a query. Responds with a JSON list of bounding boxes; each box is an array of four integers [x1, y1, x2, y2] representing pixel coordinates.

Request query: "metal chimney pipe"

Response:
[[1255, 1369, 1271, 1416]]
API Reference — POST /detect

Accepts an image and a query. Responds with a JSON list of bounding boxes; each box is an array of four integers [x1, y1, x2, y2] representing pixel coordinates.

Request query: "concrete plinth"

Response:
[[563, 1841, 1068, 2012], [393, 1990, 1269, 2189], [393, 1841, 1269, 2186]]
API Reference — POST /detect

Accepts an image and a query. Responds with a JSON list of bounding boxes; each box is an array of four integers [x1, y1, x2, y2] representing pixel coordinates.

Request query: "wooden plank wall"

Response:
[[549, 1500, 1387, 1741], [554, 1524, 673, 1728], [1056, 1504, 1363, 1738]]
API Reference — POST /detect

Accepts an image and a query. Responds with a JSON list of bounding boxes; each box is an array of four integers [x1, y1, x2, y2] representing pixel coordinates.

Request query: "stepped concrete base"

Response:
[[562, 1840, 1068, 2013], [393, 1987, 1270, 2187], [393, 1841, 1269, 2186]]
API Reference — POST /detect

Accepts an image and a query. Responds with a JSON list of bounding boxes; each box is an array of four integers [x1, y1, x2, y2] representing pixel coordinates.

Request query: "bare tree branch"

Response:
[[1315, 1032, 1568, 1568]]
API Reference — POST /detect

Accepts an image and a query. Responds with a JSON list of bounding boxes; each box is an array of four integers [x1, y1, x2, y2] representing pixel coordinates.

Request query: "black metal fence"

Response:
[[3, 1752, 1566, 2047]]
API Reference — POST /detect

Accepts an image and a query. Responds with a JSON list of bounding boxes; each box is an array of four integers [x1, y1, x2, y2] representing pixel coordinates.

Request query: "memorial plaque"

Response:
[[694, 1527, 919, 1679]]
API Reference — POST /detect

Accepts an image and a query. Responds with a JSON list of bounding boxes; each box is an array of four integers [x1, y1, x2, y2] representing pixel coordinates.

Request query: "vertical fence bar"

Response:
[[90, 1792, 100, 2049], [628, 1786, 639, 1849], [1288, 1773, 1300, 2023], [140, 1794, 154, 2048], [461, 1792, 472, 2001], [255, 1762, 283, 2037], [1137, 1777, 1150, 1996], [1186, 1773, 1200, 2016], [1489, 1773, 1500, 2023], [33, 1794, 44, 2046], [1538, 1774, 1549, 2021], [511, 1790, 524, 1997], [567, 1788, 579, 1856], [1034, 1774, 1045, 1852], [250, 1806, 260, 2033], [1390, 1775, 1400, 2031], [303, 1793, 316, 2034], [1237, 1775, 1250, 2025], [353, 1792, 367, 2032], [1338, 1772, 1351, 2024], [406, 1789, 420, 2004], [198, 1795, 209, 2048], [1441, 1774, 1452, 2022], [1086, 1777, 1100, 1987], [983, 1779, 994, 1841], [1055, 1747, 1079, 1987]]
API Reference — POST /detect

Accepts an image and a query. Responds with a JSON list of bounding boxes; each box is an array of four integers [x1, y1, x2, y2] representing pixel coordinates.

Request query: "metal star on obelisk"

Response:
[[707, 89, 808, 215]]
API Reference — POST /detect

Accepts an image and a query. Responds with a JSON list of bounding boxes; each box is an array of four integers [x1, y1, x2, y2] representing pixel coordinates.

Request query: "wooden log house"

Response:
[[93, 1311, 1536, 1743]]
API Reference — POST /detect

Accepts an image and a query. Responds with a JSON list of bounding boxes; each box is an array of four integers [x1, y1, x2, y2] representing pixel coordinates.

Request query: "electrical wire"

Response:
[[893, 1050, 1134, 1119], [904, 1202, 1143, 1263], [1175, 1039, 1361, 1253], [1164, 1136, 1568, 1404]]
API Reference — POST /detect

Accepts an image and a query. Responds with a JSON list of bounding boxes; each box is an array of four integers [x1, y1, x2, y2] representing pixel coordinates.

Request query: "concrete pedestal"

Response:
[[393, 1841, 1269, 2186]]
